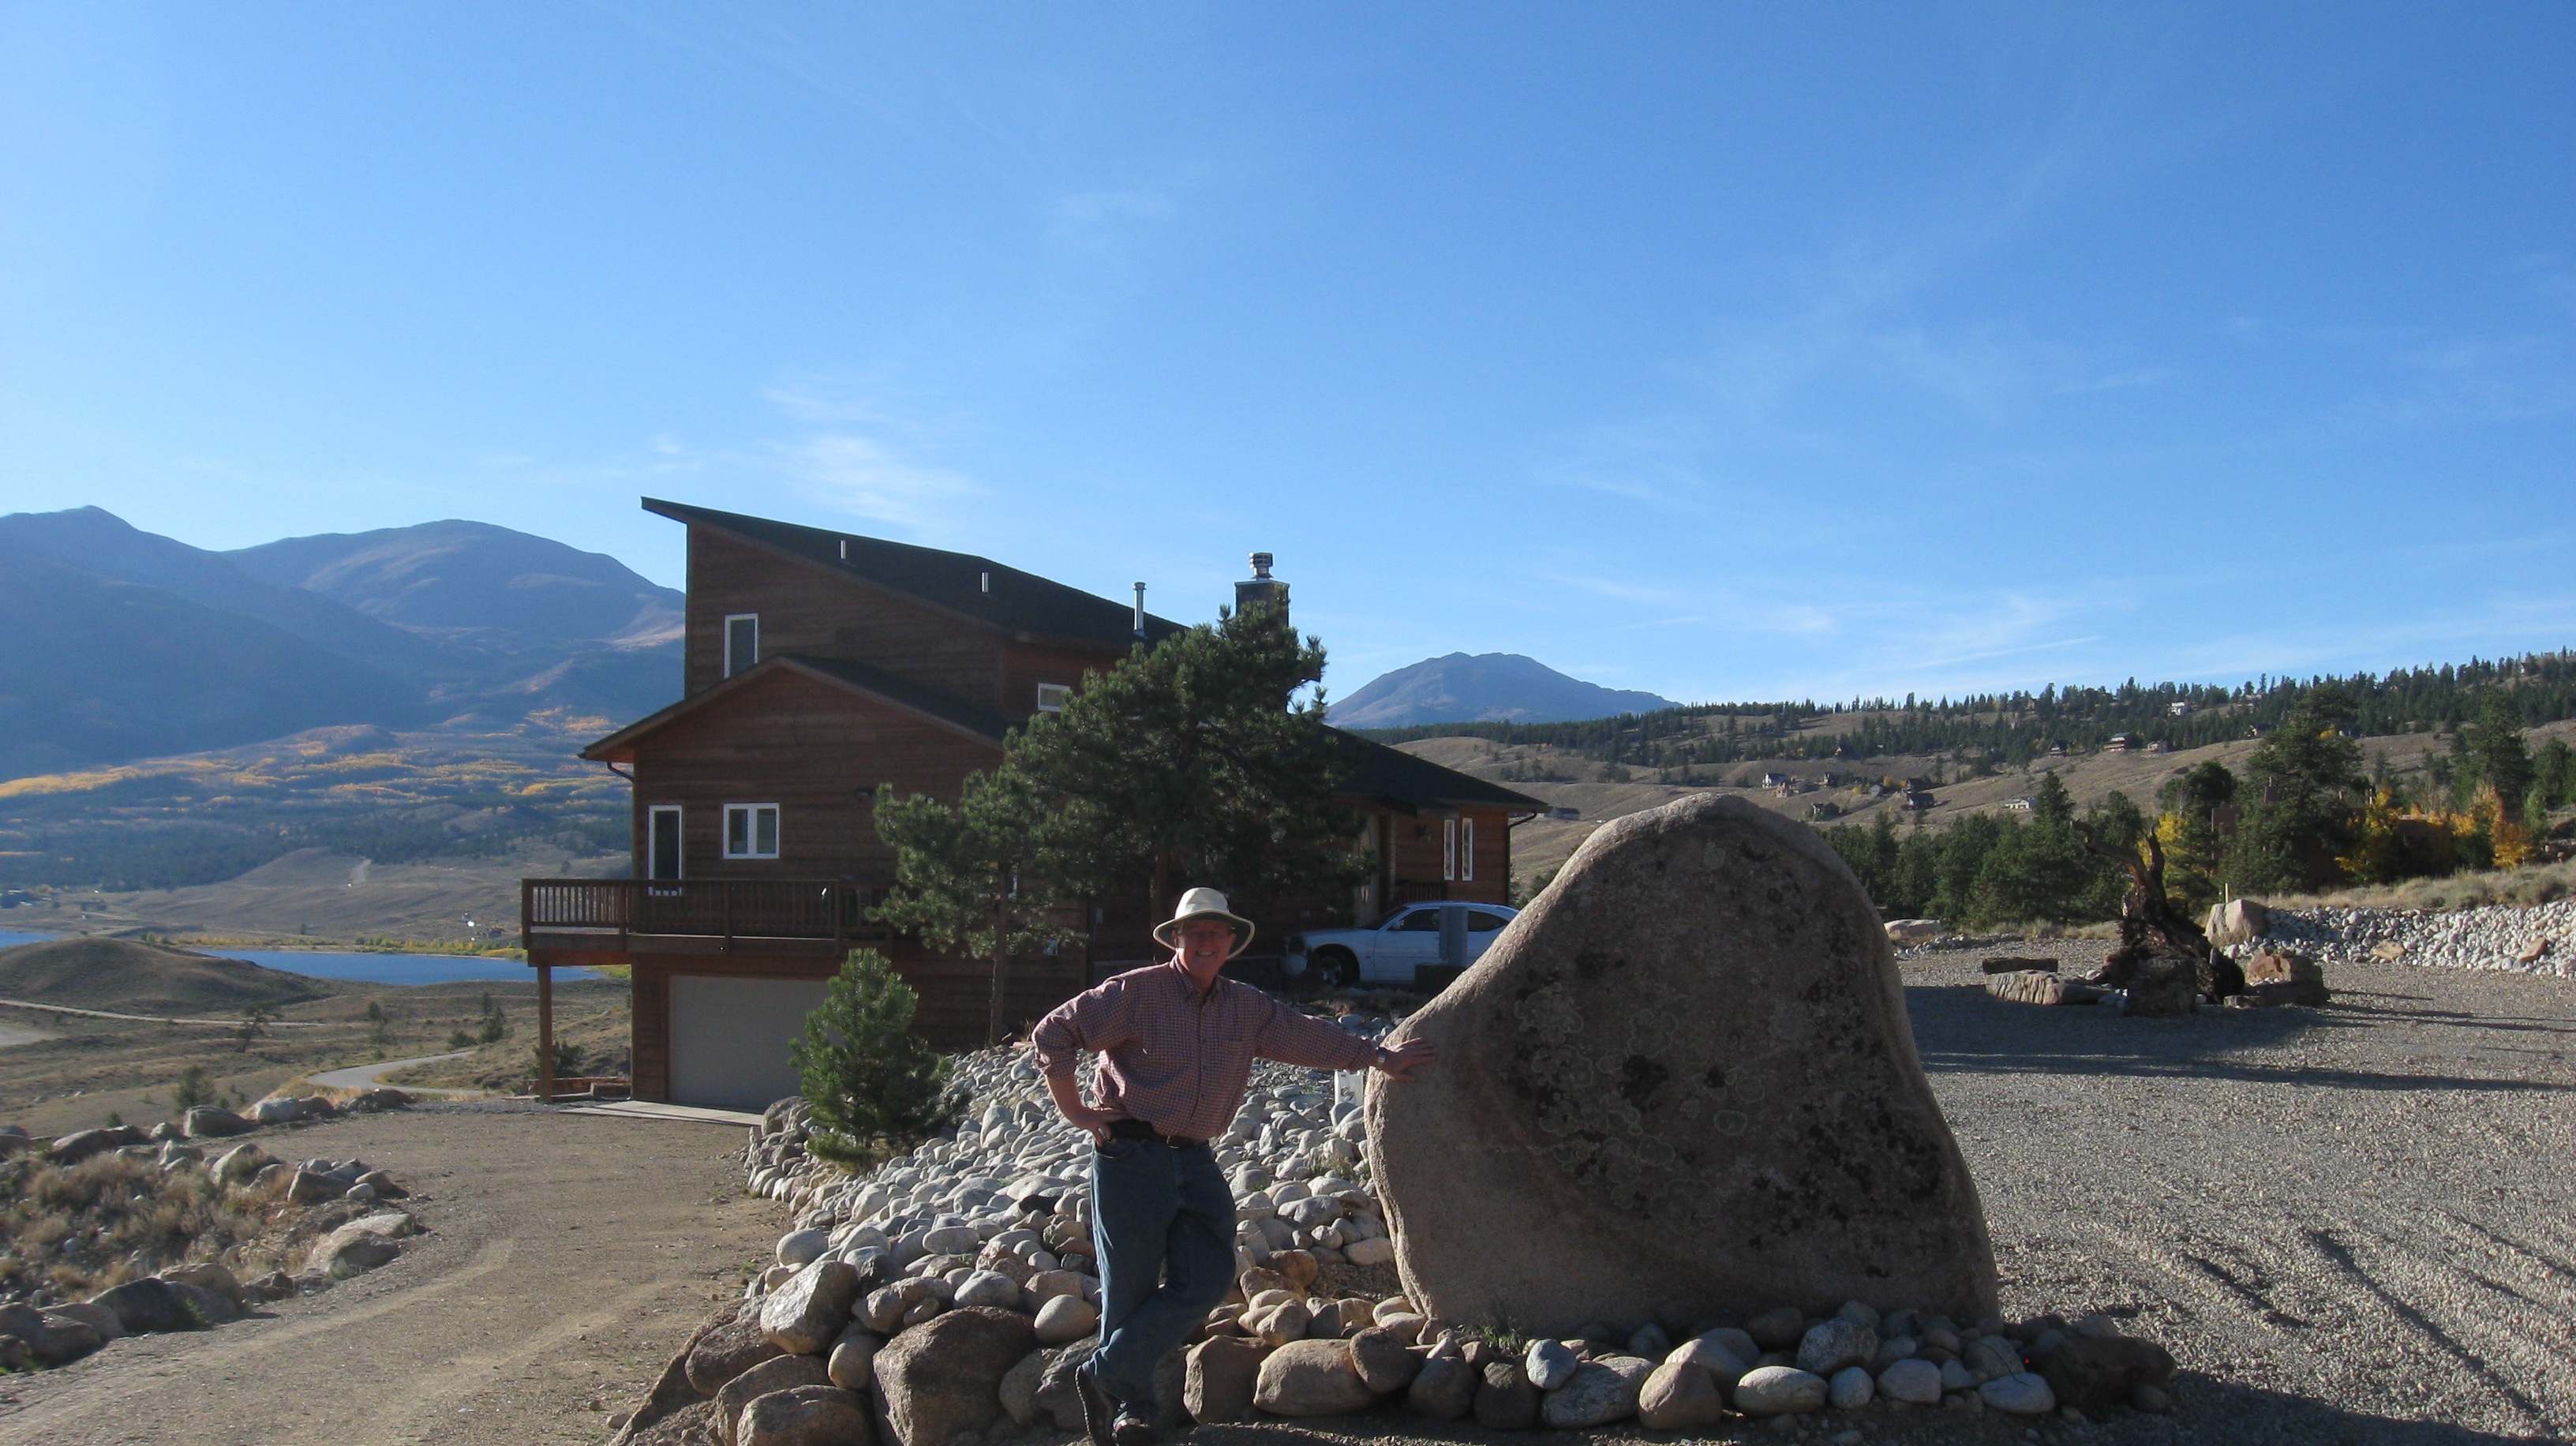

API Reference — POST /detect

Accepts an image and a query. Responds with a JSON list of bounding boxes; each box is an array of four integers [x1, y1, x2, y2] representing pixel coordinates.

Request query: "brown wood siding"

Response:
[[999, 639, 1129, 722], [627, 669, 1002, 881], [623, 946, 1087, 1099], [685, 527, 1005, 706]]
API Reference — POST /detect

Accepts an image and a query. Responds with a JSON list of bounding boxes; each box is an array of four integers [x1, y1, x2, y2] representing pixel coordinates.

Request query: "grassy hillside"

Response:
[[0, 717, 627, 892], [0, 938, 338, 1014]]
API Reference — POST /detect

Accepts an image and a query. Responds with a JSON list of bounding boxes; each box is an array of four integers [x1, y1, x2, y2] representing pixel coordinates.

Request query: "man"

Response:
[[1032, 887, 1436, 1446]]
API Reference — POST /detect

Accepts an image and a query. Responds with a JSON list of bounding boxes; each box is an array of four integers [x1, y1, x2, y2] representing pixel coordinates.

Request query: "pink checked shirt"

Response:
[[1032, 961, 1381, 1141]]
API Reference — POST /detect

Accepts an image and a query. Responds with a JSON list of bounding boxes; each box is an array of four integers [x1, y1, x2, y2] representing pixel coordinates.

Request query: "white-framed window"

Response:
[[723, 804, 781, 860], [1459, 817, 1475, 882], [1443, 819, 1458, 881], [647, 805, 683, 882], [723, 613, 760, 679], [1035, 682, 1070, 714]]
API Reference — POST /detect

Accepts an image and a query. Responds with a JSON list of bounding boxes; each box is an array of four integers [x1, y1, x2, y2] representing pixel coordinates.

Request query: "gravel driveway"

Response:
[[0, 1103, 781, 1445]]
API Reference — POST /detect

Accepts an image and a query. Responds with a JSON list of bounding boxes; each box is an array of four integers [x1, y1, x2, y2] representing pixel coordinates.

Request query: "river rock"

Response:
[[2207, 897, 2269, 947], [1407, 1355, 1477, 1420], [1472, 1359, 1541, 1429], [1185, 1335, 1264, 1423], [950, 1269, 1020, 1312], [1636, 1361, 1728, 1430], [1368, 798, 2002, 1331], [1254, 1337, 1375, 1417], [776, 1230, 830, 1268], [738, 1384, 870, 1446], [826, 1328, 883, 1392], [1732, 1365, 1828, 1416], [715, 1353, 832, 1437], [1980, 1372, 2057, 1416], [688, 1307, 788, 1395], [1795, 1317, 1876, 1375], [1032, 1293, 1095, 1345], [1032, 1341, 1099, 1431], [1665, 1332, 1749, 1388], [1350, 1326, 1419, 1393], [875, 1306, 1035, 1446], [1829, 1365, 1874, 1408], [1524, 1336, 1578, 1389], [1541, 1357, 1651, 1429], [760, 1260, 860, 1355], [1878, 1357, 1943, 1405]]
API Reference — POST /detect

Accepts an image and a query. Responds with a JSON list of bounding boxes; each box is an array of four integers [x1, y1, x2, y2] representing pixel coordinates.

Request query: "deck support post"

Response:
[[537, 961, 556, 1104]]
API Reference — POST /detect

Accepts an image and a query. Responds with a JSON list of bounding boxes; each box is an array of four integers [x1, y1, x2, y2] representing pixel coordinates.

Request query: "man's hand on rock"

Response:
[[1372, 1039, 1436, 1081]]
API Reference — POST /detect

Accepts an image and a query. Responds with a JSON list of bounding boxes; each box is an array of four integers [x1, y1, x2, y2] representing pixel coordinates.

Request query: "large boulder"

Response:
[[1185, 1335, 1264, 1424], [759, 1260, 860, 1356], [182, 1107, 253, 1139], [2206, 897, 2269, 947], [0, 1304, 99, 1367], [90, 1278, 193, 1335], [874, 1306, 1035, 1446], [1253, 1337, 1376, 1418], [688, 1307, 788, 1395], [736, 1384, 870, 1446], [1406, 1355, 1477, 1420], [714, 1354, 832, 1440], [1368, 793, 1999, 1335], [1540, 1356, 1651, 1429]]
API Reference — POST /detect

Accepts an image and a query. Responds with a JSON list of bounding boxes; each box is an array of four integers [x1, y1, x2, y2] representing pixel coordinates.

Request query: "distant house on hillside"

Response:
[[519, 500, 1537, 1110], [2168, 701, 2193, 717], [1904, 790, 1938, 811], [2005, 796, 2036, 814], [2106, 733, 2139, 752]]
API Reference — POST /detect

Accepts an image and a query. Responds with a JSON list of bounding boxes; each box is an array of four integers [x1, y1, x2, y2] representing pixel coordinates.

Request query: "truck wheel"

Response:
[[1310, 948, 1356, 988]]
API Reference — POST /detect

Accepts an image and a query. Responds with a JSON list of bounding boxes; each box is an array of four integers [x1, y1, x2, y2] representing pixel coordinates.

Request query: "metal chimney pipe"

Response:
[[1133, 582, 1146, 636]]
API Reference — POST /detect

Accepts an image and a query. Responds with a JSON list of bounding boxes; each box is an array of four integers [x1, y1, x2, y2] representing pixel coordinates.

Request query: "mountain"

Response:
[[1329, 653, 1680, 729], [0, 508, 684, 779], [227, 519, 683, 645], [0, 553, 429, 778]]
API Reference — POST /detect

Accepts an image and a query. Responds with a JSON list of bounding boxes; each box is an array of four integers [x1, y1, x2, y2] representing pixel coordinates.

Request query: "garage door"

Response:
[[668, 974, 833, 1112]]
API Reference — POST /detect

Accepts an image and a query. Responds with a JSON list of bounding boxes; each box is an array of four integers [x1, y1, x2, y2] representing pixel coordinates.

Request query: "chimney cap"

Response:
[[1249, 552, 1274, 579]]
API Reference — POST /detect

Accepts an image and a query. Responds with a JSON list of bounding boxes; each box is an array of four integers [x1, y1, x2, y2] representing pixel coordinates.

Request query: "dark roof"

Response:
[[1329, 730, 1547, 814], [582, 654, 1013, 760], [644, 498, 1189, 650]]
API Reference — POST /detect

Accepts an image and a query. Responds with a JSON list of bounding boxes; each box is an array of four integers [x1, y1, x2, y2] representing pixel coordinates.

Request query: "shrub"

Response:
[[792, 950, 964, 1170], [171, 1064, 212, 1114]]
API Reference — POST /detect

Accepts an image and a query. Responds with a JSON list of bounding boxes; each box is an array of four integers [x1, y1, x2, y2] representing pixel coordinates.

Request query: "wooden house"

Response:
[[520, 500, 1541, 1110]]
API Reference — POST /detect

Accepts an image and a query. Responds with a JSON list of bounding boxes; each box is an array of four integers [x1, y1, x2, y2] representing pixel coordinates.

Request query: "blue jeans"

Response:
[[1088, 1137, 1235, 1416]]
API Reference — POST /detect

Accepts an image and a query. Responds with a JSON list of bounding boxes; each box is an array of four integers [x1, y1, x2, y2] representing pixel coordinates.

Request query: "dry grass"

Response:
[[0, 1153, 302, 1306], [2266, 857, 2576, 913]]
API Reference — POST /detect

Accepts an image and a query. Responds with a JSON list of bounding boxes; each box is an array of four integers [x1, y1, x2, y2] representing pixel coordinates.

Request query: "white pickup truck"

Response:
[[1282, 901, 1520, 987]]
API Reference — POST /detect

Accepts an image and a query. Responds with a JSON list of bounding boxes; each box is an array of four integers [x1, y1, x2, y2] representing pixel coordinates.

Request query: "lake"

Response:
[[0, 930, 597, 987]]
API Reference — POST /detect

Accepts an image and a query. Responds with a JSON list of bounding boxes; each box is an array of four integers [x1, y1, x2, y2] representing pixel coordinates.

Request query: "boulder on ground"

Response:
[[1185, 1335, 1265, 1424], [1369, 796, 1997, 1336], [1540, 1357, 1651, 1429], [1472, 1358, 1540, 1429], [2242, 951, 2321, 986], [161, 1262, 242, 1302], [0, 1304, 99, 1367], [1795, 1317, 1878, 1376], [759, 1260, 860, 1356], [1733, 1365, 1829, 1415], [2206, 898, 2269, 947], [286, 1168, 339, 1204], [1349, 1325, 1419, 1393], [874, 1306, 1035, 1446], [714, 1353, 832, 1437], [826, 1328, 882, 1392], [182, 1107, 253, 1139], [315, 1223, 402, 1279], [737, 1384, 869, 1446], [1986, 970, 2106, 1006], [1636, 1361, 1728, 1431], [1406, 1355, 1477, 1421], [251, 1098, 301, 1124], [210, 1144, 272, 1184], [90, 1278, 193, 1335], [43, 1301, 124, 1343], [49, 1129, 122, 1167], [1885, 919, 1944, 942], [687, 1307, 787, 1395], [1254, 1337, 1376, 1417], [1981, 1372, 2057, 1415], [1878, 1356, 1943, 1404]]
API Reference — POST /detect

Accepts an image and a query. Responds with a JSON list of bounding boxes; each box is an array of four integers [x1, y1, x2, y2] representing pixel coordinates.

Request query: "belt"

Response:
[[1106, 1118, 1206, 1149]]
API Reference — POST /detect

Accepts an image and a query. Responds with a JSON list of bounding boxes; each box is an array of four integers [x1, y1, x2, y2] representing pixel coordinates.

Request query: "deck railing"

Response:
[[519, 878, 890, 950]]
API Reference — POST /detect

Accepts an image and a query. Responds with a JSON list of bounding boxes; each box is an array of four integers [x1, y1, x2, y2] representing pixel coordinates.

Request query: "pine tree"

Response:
[[792, 950, 966, 1169], [873, 767, 1069, 1046], [2230, 684, 2365, 893]]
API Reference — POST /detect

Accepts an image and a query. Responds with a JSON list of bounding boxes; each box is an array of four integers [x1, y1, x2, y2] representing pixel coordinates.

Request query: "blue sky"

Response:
[[2, 2, 2569, 706]]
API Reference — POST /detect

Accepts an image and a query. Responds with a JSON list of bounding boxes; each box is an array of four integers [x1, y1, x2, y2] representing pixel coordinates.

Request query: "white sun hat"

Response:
[[1153, 886, 1256, 957]]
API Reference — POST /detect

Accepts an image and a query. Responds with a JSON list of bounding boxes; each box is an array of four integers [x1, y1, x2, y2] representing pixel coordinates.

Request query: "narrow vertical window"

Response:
[[1460, 817, 1475, 882], [1443, 819, 1458, 881], [724, 804, 781, 859], [647, 806, 683, 881], [723, 613, 760, 678]]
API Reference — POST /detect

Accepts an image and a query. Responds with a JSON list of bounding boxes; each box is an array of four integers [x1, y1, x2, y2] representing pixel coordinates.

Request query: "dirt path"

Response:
[[0, 997, 324, 1028], [0, 1103, 781, 1446], [0, 1024, 51, 1048]]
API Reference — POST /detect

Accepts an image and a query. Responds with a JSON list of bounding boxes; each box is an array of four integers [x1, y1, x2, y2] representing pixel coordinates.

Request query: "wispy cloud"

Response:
[[772, 432, 975, 530]]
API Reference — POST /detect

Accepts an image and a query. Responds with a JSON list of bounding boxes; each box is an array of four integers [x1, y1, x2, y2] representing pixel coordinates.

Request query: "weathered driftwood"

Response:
[[2072, 826, 2244, 1016]]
